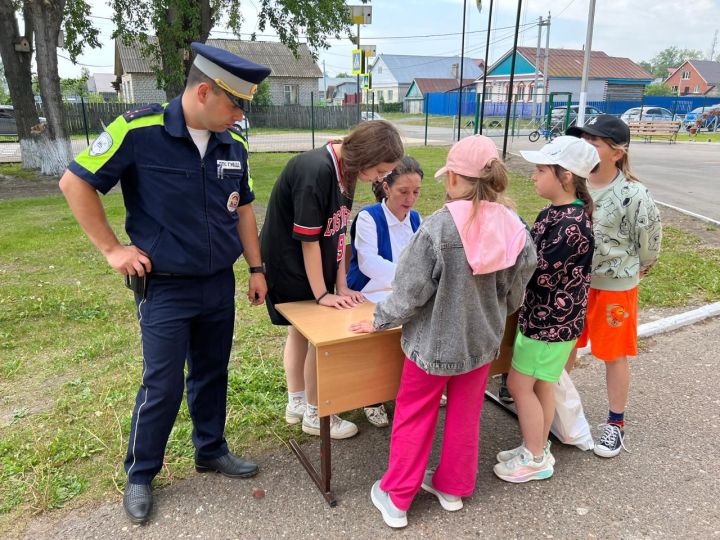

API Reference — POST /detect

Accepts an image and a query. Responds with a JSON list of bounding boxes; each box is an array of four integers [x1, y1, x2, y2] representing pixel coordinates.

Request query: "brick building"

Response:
[[663, 60, 720, 96]]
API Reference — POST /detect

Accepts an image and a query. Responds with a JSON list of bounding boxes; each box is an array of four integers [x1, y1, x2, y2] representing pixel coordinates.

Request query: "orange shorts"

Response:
[[576, 287, 638, 361]]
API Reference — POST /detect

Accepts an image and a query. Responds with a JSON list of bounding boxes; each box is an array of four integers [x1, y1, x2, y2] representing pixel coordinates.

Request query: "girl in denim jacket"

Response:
[[351, 135, 536, 529]]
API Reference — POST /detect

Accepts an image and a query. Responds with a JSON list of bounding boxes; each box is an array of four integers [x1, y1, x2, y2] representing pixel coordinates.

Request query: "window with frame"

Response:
[[693, 84, 700, 93], [671, 85, 678, 92], [682, 71, 691, 79], [388, 89, 393, 101], [284, 84, 299, 105]]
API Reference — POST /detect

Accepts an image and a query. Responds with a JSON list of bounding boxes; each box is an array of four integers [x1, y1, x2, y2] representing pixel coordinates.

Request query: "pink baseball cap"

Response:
[[434, 135, 500, 178]]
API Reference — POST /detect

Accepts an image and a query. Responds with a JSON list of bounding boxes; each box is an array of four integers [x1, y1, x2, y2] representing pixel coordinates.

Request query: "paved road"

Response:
[[503, 136, 720, 223], [18, 317, 720, 539], [3, 123, 718, 221]]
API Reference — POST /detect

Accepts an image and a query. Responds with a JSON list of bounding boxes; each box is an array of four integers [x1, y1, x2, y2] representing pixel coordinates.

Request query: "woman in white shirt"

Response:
[[347, 156, 423, 427]]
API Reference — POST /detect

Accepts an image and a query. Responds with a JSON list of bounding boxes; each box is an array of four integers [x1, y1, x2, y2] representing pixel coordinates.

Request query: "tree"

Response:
[[252, 79, 272, 107], [335, 72, 351, 78], [644, 83, 674, 96], [0, 62, 11, 104], [640, 46, 704, 79], [0, 0, 100, 174], [111, 0, 357, 98]]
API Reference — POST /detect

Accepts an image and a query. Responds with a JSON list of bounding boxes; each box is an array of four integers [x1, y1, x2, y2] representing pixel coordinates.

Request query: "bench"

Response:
[[628, 120, 681, 143]]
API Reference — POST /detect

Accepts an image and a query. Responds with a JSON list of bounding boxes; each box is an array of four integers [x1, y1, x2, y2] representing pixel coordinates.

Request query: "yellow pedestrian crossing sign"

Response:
[[352, 49, 364, 75], [361, 74, 371, 89]]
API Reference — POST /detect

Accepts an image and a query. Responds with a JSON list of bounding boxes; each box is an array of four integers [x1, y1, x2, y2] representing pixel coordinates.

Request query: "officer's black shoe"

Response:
[[195, 451, 259, 479], [123, 482, 152, 524]]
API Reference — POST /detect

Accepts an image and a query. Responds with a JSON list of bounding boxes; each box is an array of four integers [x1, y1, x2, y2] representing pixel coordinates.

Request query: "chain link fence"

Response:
[[2, 91, 718, 165]]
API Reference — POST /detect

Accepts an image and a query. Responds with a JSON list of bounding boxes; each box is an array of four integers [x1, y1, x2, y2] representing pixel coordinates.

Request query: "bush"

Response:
[[379, 102, 403, 113]]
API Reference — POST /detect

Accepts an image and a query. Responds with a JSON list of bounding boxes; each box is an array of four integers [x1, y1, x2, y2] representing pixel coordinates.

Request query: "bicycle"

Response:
[[528, 123, 562, 142]]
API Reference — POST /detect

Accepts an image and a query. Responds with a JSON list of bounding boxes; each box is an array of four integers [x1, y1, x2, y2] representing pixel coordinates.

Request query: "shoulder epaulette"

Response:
[[123, 103, 166, 122], [228, 125, 248, 143]]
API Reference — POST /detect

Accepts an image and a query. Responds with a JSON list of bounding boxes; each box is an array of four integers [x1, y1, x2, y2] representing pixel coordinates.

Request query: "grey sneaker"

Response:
[[593, 423, 628, 458], [370, 480, 407, 528], [285, 397, 306, 425], [364, 404, 390, 428], [420, 469, 463, 511], [497, 440, 555, 466], [302, 409, 358, 439]]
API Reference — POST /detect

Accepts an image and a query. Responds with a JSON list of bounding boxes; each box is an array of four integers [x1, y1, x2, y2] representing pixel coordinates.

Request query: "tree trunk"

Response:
[[0, 0, 44, 170], [28, 0, 72, 175], [159, 0, 216, 99]]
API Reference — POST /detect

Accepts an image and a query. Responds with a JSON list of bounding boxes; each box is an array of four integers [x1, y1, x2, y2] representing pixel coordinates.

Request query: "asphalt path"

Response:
[[18, 317, 720, 539], [2, 122, 717, 221], [503, 136, 720, 223]]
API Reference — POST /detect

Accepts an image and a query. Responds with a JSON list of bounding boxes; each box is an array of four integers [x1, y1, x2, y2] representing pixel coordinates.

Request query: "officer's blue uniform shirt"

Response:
[[68, 96, 254, 276]]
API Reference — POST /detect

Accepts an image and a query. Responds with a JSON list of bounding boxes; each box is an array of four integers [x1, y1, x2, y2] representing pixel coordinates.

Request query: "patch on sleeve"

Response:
[[88, 132, 114, 156]]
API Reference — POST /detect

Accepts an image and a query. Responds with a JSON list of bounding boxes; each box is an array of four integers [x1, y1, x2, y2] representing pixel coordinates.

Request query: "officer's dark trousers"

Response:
[[124, 268, 235, 484]]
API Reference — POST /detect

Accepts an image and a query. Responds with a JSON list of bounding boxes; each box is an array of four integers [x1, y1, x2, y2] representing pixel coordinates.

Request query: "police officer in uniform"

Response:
[[59, 43, 271, 524]]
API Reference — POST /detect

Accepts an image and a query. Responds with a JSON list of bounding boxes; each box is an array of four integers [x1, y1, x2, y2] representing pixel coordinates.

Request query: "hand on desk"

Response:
[[335, 286, 366, 305], [350, 320, 374, 334]]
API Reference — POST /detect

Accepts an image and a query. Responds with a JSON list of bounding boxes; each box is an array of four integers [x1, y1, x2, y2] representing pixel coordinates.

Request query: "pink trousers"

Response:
[[379, 357, 491, 511]]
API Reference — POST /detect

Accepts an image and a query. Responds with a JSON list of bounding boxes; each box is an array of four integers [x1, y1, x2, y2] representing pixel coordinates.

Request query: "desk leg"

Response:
[[484, 389, 518, 418], [288, 416, 337, 507], [320, 415, 332, 493]]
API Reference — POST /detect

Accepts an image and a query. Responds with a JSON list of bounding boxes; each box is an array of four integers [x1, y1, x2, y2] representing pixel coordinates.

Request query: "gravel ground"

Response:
[[18, 317, 720, 539]]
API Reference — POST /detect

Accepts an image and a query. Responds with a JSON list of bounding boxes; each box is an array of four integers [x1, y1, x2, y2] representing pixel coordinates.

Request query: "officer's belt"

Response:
[[151, 272, 202, 279]]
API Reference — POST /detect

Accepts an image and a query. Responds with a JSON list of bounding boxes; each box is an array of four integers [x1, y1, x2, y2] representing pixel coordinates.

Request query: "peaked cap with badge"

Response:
[[190, 42, 272, 110]]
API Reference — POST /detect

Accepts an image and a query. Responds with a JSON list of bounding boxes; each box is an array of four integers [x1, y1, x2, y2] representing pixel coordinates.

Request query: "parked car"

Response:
[[233, 117, 250, 131], [0, 105, 47, 136], [360, 111, 384, 121], [620, 106, 674, 123], [682, 104, 720, 131], [550, 105, 603, 126]]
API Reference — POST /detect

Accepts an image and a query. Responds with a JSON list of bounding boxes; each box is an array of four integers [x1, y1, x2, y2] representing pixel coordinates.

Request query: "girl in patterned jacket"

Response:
[[494, 136, 598, 483], [565, 115, 662, 458]]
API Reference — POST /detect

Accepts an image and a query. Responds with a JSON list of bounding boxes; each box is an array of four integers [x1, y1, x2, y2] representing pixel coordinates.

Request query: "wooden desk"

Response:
[[275, 300, 404, 506], [275, 300, 517, 506]]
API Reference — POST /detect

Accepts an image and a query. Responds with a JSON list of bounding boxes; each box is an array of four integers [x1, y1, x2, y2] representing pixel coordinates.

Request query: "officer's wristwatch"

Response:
[[249, 265, 265, 274]]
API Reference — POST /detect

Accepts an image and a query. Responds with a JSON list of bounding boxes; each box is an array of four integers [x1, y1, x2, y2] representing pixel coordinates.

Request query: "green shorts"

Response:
[[511, 332, 577, 383]]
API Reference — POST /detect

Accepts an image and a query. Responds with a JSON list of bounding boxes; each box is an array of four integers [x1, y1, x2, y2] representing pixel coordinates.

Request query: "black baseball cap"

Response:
[[566, 114, 630, 145]]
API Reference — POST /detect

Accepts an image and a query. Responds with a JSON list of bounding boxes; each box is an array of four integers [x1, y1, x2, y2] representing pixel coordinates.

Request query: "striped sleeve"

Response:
[[290, 168, 331, 242]]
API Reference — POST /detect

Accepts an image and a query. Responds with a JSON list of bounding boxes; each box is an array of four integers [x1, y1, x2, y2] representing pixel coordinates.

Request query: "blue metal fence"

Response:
[[423, 92, 720, 118]]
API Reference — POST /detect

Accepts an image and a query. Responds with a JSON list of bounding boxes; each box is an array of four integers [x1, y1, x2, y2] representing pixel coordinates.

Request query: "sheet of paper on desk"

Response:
[[362, 288, 392, 303]]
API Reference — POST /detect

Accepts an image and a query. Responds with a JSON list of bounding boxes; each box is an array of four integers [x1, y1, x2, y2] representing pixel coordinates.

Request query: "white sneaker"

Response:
[[364, 404, 390, 428], [285, 397, 306, 425], [371, 481, 407, 528], [420, 469, 463, 511], [302, 410, 358, 439], [497, 440, 555, 466], [493, 447, 554, 483]]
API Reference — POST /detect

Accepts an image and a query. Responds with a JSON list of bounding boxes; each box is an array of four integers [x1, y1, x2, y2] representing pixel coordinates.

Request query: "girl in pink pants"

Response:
[[351, 135, 537, 528]]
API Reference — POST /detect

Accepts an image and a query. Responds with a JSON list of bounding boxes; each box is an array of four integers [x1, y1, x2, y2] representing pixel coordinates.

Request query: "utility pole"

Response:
[[532, 16, 542, 123], [501, 0, 523, 159], [457, 0, 468, 142], [478, 0, 494, 135], [709, 29, 718, 61], [539, 12, 551, 127], [577, 0, 596, 127], [356, 22, 361, 121]]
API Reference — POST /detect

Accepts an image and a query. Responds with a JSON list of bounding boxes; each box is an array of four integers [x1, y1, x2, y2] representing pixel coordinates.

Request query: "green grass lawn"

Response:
[[1, 147, 719, 533]]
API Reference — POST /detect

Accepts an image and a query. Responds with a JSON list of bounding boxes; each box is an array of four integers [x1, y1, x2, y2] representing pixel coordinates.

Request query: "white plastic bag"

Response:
[[550, 369, 594, 451]]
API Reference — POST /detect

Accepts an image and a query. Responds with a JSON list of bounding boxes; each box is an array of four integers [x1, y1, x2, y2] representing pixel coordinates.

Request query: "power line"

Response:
[[57, 53, 113, 68]]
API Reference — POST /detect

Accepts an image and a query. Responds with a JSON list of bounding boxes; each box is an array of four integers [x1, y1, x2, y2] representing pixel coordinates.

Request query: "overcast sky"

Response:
[[57, 0, 720, 79]]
